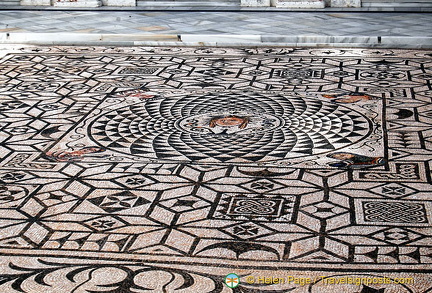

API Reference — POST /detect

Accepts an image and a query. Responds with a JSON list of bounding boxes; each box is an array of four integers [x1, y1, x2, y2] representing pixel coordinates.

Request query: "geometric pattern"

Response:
[[362, 201, 428, 224], [81, 90, 377, 166], [0, 46, 431, 292], [355, 199, 431, 226], [212, 193, 296, 222]]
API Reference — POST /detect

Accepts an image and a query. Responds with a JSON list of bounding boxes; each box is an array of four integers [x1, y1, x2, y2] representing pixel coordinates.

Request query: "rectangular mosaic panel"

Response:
[[41, 89, 385, 169]]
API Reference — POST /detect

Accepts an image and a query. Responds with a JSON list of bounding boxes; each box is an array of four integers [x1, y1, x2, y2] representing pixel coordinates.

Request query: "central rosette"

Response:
[[175, 111, 284, 136], [89, 91, 372, 164]]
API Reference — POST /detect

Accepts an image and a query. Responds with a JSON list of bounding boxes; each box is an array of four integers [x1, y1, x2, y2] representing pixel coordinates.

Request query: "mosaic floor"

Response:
[[0, 46, 431, 292]]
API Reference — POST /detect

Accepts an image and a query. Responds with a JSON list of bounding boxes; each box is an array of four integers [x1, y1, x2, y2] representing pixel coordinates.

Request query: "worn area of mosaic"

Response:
[[0, 46, 431, 292]]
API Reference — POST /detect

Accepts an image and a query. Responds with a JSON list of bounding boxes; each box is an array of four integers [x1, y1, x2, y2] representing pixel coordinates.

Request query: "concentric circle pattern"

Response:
[[90, 92, 371, 163]]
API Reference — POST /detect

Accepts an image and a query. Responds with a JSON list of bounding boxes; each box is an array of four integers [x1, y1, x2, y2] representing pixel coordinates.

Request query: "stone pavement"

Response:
[[0, 10, 431, 48]]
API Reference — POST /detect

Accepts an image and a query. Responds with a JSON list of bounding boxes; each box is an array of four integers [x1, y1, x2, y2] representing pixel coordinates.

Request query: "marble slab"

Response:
[[20, 0, 50, 5], [102, 0, 135, 6], [261, 35, 377, 44], [0, 33, 180, 45], [53, 0, 102, 7], [137, 1, 240, 7], [241, 0, 270, 6], [1, 32, 431, 49], [271, 0, 325, 8], [380, 36, 432, 48], [181, 34, 262, 44], [331, 0, 360, 7]]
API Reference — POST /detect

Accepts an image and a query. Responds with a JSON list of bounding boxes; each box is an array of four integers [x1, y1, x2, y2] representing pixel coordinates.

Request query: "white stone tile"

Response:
[[0, 33, 180, 45], [180, 34, 262, 44], [272, 0, 325, 8], [331, 0, 360, 7], [102, 0, 135, 6], [20, 0, 50, 5], [53, 0, 102, 7], [241, 0, 270, 7], [381, 36, 432, 49]]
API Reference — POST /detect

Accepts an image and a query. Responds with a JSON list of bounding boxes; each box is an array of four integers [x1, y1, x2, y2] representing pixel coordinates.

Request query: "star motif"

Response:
[[172, 199, 197, 208]]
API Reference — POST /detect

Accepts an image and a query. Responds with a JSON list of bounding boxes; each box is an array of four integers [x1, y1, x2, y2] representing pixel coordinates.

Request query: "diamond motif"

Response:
[[158, 195, 211, 212], [370, 183, 417, 199], [300, 201, 348, 219], [369, 227, 424, 245], [222, 222, 274, 240], [88, 191, 151, 213]]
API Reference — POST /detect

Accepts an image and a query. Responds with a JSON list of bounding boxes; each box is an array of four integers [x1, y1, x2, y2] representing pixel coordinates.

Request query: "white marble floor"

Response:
[[0, 11, 431, 47]]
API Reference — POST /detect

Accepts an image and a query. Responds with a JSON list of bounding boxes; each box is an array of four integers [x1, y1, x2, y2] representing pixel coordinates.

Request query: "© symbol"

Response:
[[224, 273, 240, 289]]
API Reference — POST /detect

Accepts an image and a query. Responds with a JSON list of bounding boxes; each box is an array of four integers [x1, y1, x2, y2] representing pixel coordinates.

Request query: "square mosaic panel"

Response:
[[212, 193, 296, 222]]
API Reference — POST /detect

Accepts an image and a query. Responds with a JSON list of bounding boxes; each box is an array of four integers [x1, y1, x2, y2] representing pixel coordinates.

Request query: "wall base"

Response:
[[331, 0, 360, 7], [53, 0, 102, 7], [272, 0, 325, 8], [241, 0, 270, 6]]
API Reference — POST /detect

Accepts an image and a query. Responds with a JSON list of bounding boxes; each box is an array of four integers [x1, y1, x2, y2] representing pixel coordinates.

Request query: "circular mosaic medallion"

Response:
[[175, 111, 284, 136], [90, 91, 372, 164]]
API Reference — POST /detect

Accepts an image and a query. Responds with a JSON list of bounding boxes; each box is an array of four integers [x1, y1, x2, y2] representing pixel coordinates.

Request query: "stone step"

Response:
[[140, 0, 239, 1], [53, 0, 102, 7], [273, 0, 325, 8], [0, 0, 20, 3], [363, 2, 432, 7], [362, 0, 432, 10], [138, 0, 239, 2], [362, 0, 432, 6], [137, 1, 240, 6], [363, 0, 432, 2]]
